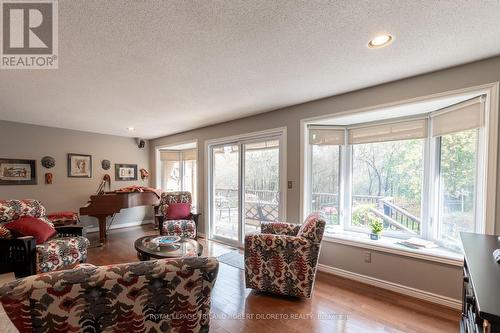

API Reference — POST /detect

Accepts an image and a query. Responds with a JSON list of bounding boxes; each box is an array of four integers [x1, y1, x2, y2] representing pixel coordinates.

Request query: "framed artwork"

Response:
[[68, 153, 92, 178], [0, 159, 37, 185], [115, 164, 137, 181]]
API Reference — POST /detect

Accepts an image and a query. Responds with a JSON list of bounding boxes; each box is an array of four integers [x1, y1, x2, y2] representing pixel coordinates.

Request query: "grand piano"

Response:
[[80, 188, 160, 244]]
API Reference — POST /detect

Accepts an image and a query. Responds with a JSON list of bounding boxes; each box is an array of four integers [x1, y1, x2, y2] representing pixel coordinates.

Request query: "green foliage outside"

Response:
[[351, 204, 382, 230], [440, 130, 477, 212], [213, 146, 279, 192], [439, 129, 478, 242], [352, 139, 423, 217]]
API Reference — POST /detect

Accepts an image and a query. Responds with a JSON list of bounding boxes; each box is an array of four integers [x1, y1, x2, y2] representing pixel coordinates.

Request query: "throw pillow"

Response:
[[167, 203, 191, 219], [46, 211, 78, 226], [297, 212, 326, 243], [4, 216, 57, 244]]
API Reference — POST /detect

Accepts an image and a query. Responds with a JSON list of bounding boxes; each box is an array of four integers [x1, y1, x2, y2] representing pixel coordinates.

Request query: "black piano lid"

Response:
[[461, 232, 500, 323]]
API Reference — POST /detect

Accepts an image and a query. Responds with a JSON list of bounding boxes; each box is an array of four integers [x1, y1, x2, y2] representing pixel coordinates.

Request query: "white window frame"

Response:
[[431, 127, 485, 249], [346, 138, 429, 238], [158, 151, 196, 191], [307, 125, 344, 223], [300, 83, 499, 258], [154, 140, 198, 189]]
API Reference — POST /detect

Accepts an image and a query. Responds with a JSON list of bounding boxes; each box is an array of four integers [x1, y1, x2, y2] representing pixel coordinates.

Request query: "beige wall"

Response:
[[151, 55, 500, 301], [0, 121, 152, 228]]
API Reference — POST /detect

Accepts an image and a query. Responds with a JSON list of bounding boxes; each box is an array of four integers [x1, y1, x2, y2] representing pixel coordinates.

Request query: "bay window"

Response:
[[307, 95, 487, 251]]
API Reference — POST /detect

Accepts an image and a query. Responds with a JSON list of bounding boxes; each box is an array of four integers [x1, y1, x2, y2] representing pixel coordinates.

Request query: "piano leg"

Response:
[[95, 215, 107, 245]]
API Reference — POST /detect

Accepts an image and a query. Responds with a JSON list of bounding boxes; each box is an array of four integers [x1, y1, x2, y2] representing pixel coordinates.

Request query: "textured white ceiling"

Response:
[[1, 0, 500, 139]]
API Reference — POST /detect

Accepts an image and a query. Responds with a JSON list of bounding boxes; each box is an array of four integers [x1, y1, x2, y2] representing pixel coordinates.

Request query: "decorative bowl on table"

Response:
[[151, 235, 181, 247]]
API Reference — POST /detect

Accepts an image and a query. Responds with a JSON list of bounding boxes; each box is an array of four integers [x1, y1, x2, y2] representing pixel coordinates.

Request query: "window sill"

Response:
[[323, 230, 464, 267]]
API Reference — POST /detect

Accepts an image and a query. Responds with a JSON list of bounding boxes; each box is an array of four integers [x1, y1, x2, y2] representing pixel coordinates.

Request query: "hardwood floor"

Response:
[[86, 224, 460, 333]]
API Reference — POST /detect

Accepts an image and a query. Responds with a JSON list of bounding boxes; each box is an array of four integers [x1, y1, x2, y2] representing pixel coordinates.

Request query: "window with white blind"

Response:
[[306, 96, 488, 251], [431, 97, 485, 250], [159, 149, 198, 209], [309, 128, 343, 226]]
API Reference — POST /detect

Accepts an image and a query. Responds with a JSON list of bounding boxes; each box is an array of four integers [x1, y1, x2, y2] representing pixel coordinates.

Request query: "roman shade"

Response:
[[309, 128, 345, 145], [431, 96, 485, 137], [160, 149, 197, 161], [160, 151, 180, 161], [182, 149, 197, 160], [348, 119, 428, 144]]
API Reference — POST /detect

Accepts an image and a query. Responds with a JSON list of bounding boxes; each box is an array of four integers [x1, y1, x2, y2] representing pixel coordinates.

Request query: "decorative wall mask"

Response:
[[41, 156, 55, 169], [140, 168, 149, 181], [45, 173, 53, 184], [101, 159, 111, 170]]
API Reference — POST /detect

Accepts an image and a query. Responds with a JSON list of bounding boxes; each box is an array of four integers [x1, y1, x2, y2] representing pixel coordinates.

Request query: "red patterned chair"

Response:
[[244, 212, 326, 298], [0, 199, 89, 278], [158, 191, 200, 239], [0, 256, 219, 333]]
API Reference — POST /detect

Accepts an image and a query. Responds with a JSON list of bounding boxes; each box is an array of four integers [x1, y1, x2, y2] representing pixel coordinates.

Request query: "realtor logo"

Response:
[[1, 0, 58, 69]]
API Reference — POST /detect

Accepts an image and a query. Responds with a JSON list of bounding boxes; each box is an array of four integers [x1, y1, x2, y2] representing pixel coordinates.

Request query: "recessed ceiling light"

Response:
[[368, 34, 393, 48], [127, 127, 135, 131]]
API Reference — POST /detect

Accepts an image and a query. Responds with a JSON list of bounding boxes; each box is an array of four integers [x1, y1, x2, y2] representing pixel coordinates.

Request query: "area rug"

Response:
[[217, 251, 245, 270]]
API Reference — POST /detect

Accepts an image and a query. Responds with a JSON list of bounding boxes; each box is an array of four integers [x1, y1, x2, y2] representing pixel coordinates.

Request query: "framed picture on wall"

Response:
[[68, 153, 92, 178], [0, 159, 37, 185], [115, 164, 137, 181]]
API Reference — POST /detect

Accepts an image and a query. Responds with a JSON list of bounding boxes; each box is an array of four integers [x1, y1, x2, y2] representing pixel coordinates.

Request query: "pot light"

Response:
[[127, 127, 135, 131], [368, 34, 393, 48]]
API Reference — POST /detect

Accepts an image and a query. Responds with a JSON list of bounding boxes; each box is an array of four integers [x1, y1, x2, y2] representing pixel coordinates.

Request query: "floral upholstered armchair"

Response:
[[244, 212, 326, 298], [158, 191, 200, 239], [0, 199, 89, 278], [0, 256, 219, 333]]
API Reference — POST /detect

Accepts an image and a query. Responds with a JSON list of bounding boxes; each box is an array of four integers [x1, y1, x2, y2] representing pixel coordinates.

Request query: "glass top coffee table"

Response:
[[134, 235, 203, 261]]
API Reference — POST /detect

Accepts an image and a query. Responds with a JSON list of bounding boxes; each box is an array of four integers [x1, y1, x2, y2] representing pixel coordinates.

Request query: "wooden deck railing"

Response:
[[214, 189, 421, 233], [381, 199, 421, 233]]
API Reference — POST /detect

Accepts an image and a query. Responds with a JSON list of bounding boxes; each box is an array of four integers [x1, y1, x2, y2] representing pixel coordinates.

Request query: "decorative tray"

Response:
[[150, 235, 181, 247]]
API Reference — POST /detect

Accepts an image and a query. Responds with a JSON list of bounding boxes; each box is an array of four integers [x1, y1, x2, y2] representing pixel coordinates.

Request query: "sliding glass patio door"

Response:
[[210, 134, 284, 246], [243, 139, 281, 235], [212, 144, 240, 241]]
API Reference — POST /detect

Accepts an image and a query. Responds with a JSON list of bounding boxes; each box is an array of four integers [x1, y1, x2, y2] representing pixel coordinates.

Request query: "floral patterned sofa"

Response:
[[158, 191, 200, 239], [244, 212, 326, 298], [0, 199, 89, 277], [0, 256, 219, 333]]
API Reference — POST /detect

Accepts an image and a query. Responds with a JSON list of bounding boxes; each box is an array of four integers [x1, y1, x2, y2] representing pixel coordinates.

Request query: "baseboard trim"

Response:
[[317, 264, 461, 310], [86, 219, 154, 233]]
